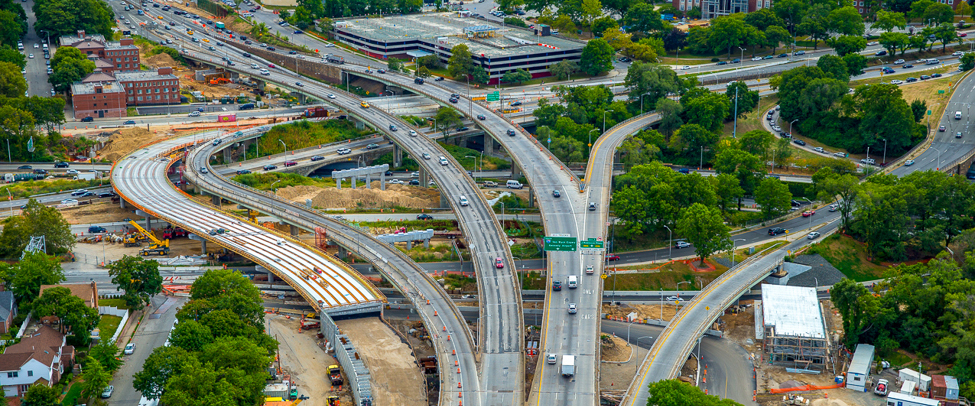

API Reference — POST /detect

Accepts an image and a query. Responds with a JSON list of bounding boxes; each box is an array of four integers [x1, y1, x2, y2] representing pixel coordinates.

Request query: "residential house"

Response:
[[0, 292, 16, 335], [38, 282, 98, 309], [0, 325, 74, 397]]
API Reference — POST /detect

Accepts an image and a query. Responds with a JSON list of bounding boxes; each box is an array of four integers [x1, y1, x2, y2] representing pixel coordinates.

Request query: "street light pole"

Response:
[[279, 139, 287, 156], [789, 119, 799, 136], [731, 238, 746, 266], [663, 225, 672, 260], [603, 110, 608, 133], [883, 139, 887, 166], [588, 128, 599, 155]]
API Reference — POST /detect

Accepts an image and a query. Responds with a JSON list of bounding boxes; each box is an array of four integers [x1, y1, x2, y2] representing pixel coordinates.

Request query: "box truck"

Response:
[[561, 355, 575, 377]]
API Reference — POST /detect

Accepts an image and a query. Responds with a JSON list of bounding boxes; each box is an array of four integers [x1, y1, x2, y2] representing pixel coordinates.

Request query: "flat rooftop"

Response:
[[336, 13, 584, 58], [761, 284, 826, 338], [71, 81, 124, 95]]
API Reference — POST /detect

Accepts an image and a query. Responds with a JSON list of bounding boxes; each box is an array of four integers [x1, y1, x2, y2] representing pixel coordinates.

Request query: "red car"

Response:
[[495, 258, 504, 268], [268, 63, 276, 68], [284, 160, 297, 167], [605, 254, 620, 261], [802, 210, 816, 217]]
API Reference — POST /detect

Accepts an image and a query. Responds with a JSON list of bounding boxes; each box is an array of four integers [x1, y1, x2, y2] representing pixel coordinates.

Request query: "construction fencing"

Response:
[[320, 311, 374, 406]]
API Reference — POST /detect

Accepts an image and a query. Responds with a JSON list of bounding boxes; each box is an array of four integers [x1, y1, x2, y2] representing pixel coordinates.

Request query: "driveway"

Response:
[[108, 295, 185, 406]]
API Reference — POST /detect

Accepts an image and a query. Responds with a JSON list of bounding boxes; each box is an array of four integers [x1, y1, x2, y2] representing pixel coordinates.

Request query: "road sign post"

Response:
[[543, 236, 577, 251]]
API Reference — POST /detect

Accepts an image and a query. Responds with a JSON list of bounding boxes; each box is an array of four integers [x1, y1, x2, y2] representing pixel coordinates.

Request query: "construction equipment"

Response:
[[326, 396, 339, 406], [209, 77, 231, 85], [327, 365, 343, 386], [247, 209, 260, 223], [299, 318, 320, 330], [127, 220, 170, 256]]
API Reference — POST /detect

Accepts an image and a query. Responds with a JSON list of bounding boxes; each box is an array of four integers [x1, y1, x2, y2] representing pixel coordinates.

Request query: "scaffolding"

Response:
[[764, 327, 830, 369], [761, 285, 831, 370]]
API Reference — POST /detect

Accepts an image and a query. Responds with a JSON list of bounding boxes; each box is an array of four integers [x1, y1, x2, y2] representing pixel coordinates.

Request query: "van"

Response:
[[926, 58, 940, 65], [567, 275, 578, 289], [439, 156, 448, 166], [506, 180, 523, 189], [42, 44, 48, 50], [956, 111, 963, 120], [459, 196, 469, 206]]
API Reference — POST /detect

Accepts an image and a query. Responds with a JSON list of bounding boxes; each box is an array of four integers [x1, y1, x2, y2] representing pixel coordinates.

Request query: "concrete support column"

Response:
[[393, 144, 402, 167], [440, 192, 449, 209], [365, 174, 372, 189], [223, 148, 233, 164], [511, 163, 523, 179], [290, 224, 299, 237], [528, 187, 535, 208], [406, 240, 412, 250], [354, 118, 365, 131], [201, 238, 206, 253], [424, 239, 430, 249], [380, 172, 386, 191], [336, 178, 342, 189], [351, 176, 357, 189], [145, 217, 151, 232], [484, 134, 495, 155], [419, 168, 429, 188], [120, 198, 126, 209], [211, 194, 221, 207], [336, 246, 348, 259]]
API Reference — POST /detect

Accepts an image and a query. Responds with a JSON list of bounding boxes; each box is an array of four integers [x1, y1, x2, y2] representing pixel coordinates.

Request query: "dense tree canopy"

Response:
[[33, 0, 114, 39]]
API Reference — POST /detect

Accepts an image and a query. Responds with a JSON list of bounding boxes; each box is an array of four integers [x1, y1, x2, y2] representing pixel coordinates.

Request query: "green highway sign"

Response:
[[543, 236, 577, 251], [486, 91, 500, 102], [580, 238, 604, 249]]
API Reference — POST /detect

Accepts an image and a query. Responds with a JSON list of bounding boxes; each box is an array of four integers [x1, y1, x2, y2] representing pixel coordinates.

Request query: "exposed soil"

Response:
[[61, 201, 143, 225], [599, 344, 649, 393], [277, 183, 442, 210], [266, 315, 353, 406], [335, 317, 427, 406], [718, 303, 761, 354], [601, 303, 680, 322], [181, 79, 255, 100], [98, 127, 166, 162], [144, 52, 180, 69], [600, 335, 631, 362]]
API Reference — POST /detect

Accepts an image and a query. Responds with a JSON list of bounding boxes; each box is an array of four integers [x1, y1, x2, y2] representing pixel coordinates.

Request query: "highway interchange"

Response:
[[30, 1, 975, 405]]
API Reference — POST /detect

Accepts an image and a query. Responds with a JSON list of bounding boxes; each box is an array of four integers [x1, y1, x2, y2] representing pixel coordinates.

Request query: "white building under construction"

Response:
[[756, 284, 831, 370]]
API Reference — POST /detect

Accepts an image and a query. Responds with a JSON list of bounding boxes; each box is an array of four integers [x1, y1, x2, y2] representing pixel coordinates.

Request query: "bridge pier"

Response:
[[440, 192, 449, 208], [256, 265, 275, 282], [393, 144, 403, 167], [419, 167, 429, 188], [211, 194, 221, 207], [406, 240, 413, 249], [379, 172, 386, 190], [188, 233, 207, 254], [511, 163, 523, 179], [365, 174, 371, 189], [223, 148, 233, 164], [350, 176, 357, 189], [484, 134, 496, 155], [336, 178, 342, 189], [119, 198, 126, 209], [290, 224, 299, 237], [135, 210, 152, 231], [528, 188, 535, 208], [336, 246, 348, 259]]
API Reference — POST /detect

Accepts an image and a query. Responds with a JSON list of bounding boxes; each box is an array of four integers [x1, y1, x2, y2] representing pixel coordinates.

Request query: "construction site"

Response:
[[758, 284, 832, 371]]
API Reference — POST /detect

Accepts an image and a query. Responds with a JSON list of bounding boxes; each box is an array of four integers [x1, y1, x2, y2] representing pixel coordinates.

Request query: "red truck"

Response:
[[304, 107, 329, 118]]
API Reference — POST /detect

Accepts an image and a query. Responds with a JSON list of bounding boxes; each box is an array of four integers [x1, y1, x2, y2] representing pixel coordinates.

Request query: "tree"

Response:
[[764, 25, 792, 54], [832, 35, 867, 56], [189, 269, 265, 328], [874, 10, 907, 32], [387, 57, 402, 72], [855, 84, 918, 154], [579, 38, 614, 76], [504, 16, 528, 27], [798, 4, 830, 49], [32, 286, 100, 343], [772, 0, 809, 33], [827, 6, 865, 37], [624, 62, 680, 109], [647, 379, 744, 406], [713, 173, 745, 213], [842, 53, 868, 76], [725, 81, 759, 118], [434, 107, 462, 137], [962, 52, 975, 71], [469, 65, 490, 84], [548, 60, 577, 80], [924, 3, 954, 25], [447, 44, 474, 78], [501, 68, 532, 84], [109, 256, 163, 308], [669, 124, 718, 160], [676, 203, 731, 264], [815, 172, 860, 231], [957, 1, 972, 17], [134, 346, 196, 399], [416, 54, 444, 70], [831, 278, 879, 348], [817, 55, 850, 81], [0, 10, 24, 49], [0, 199, 74, 257], [80, 358, 112, 402], [0, 252, 65, 304], [623, 2, 664, 33], [48, 56, 94, 93], [89, 338, 123, 372], [910, 99, 927, 123], [656, 98, 683, 136], [744, 8, 784, 30], [755, 177, 792, 219], [0, 46, 26, 70], [591, 16, 618, 37], [662, 28, 688, 52], [879, 31, 909, 56], [552, 14, 576, 34], [580, 0, 602, 29], [170, 320, 214, 351], [0, 61, 26, 98], [933, 22, 957, 52], [416, 66, 431, 78], [909, 0, 935, 19], [713, 148, 763, 201], [681, 90, 731, 132], [23, 384, 60, 406], [33, 0, 115, 39], [709, 15, 749, 58]]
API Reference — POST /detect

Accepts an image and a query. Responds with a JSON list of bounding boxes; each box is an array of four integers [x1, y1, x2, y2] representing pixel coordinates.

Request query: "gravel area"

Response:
[[786, 254, 846, 287], [713, 256, 733, 268]]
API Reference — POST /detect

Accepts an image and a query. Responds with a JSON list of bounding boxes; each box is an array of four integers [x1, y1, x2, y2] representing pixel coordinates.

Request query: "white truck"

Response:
[[561, 354, 575, 377]]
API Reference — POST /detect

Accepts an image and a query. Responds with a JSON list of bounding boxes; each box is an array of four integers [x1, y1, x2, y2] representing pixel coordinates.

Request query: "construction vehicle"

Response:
[[299, 318, 320, 330], [127, 220, 170, 256], [209, 77, 231, 85], [326, 396, 339, 406], [327, 365, 343, 386], [162, 226, 188, 239]]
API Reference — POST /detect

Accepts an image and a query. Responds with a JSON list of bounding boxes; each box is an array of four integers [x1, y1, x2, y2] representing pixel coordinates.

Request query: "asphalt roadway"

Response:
[[107, 295, 184, 406], [19, 0, 55, 99], [892, 71, 975, 175]]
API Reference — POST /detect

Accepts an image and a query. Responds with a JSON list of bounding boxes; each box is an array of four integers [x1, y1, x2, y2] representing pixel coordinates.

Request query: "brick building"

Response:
[[115, 67, 181, 106], [59, 30, 140, 74], [71, 73, 127, 119]]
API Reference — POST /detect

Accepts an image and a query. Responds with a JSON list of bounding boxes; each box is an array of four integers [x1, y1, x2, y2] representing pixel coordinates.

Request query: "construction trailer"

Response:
[[847, 344, 876, 392], [759, 285, 831, 370]]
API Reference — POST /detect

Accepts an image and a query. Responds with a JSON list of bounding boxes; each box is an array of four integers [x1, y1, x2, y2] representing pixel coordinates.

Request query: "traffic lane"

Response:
[[108, 295, 184, 406], [0, 186, 113, 209], [21, 0, 54, 98], [891, 76, 975, 176]]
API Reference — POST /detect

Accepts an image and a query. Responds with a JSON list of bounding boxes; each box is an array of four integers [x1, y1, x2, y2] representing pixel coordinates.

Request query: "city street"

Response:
[[20, 0, 55, 98], [107, 295, 184, 406]]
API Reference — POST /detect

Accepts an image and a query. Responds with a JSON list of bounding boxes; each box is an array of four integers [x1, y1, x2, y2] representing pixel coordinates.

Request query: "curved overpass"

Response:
[[177, 45, 524, 404], [111, 130, 384, 311], [183, 123, 481, 406]]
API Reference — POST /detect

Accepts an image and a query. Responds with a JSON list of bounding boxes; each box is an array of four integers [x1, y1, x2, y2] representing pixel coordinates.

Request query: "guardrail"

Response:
[[321, 311, 375, 406]]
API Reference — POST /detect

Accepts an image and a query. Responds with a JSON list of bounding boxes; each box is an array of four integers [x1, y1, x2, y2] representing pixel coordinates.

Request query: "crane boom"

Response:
[[128, 220, 165, 246], [128, 220, 170, 256]]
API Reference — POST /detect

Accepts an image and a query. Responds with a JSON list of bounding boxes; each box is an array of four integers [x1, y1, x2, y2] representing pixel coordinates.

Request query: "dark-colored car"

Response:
[[236, 169, 251, 175], [310, 155, 324, 161], [263, 164, 277, 170], [417, 213, 434, 220], [731, 58, 740, 63], [81, 116, 94, 122], [907, 77, 918, 82], [284, 160, 297, 167], [876, 50, 888, 56], [409, 179, 420, 185], [794, 50, 805, 55], [434, 76, 445, 81], [88, 225, 106, 233], [553, 190, 560, 198], [123, 120, 136, 125], [932, 73, 943, 78], [605, 254, 621, 261], [449, 98, 458, 103], [716, 61, 728, 65], [54, 162, 69, 168], [792, 139, 806, 146], [768, 227, 786, 236], [17, 165, 31, 170], [507, 129, 516, 136], [778, 53, 788, 58], [477, 114, 486, 120], [903, 64, 914, 68], [98, 191, 116, 198], [510, 101, 522, 106], [552, 280, 562, 291], [33, 169, 48, 174], [920, 75, 931, 80]]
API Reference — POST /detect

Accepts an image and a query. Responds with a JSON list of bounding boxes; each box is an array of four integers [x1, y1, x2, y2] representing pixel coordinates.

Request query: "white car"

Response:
[[60, 199, 78, 205], [327, 94, 336, 99], [665, 296, 684, 302], [259, 68, 270, 75], [124, 343, 136, 354], [568, 303, 577, 314], [674, 241, 691, 249], [814, 147, 824, 153], [188, 111, 200, 117], [336, 147, 351, 155], [28, 54, 33, 59], [807, 231, 821, 239], [905, 159, 915, 166], [751, 56, 762, 61], [101, 385, 114, 398], [408, 130, 417, 137], [65, 169, 79, 175], [891, 79, 904, 85], [33, 43, 38, 48], [679, 65, 690, 70], [547, 354, 557, 364], [954, 51, 964, 56]]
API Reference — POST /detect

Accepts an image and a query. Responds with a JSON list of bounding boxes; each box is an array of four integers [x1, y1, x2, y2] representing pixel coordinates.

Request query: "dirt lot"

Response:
[[335, 317, 427, 406], [602, 303, 681, 322], [61, 201, 142, 224], [599, 343, 649, 392], [601, 335, 631, 362], [266, 315, 352, 406], [98, 127, 166, 162], [277, 184, 442, 210]]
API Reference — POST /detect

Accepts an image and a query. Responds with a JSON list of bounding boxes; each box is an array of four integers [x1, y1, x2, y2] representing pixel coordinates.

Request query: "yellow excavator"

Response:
[[127, 220, 170, 256]]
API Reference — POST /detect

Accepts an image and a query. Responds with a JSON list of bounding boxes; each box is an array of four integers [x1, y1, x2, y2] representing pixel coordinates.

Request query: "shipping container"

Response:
[[217, 114, 236, 122], [304, 106, 329, 118]]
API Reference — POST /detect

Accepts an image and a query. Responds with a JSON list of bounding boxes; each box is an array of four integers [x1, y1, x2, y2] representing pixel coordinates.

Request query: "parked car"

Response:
[[124, 343, 136, 355], [417, 214, 433, 220], [101, 386, 114, 398]]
